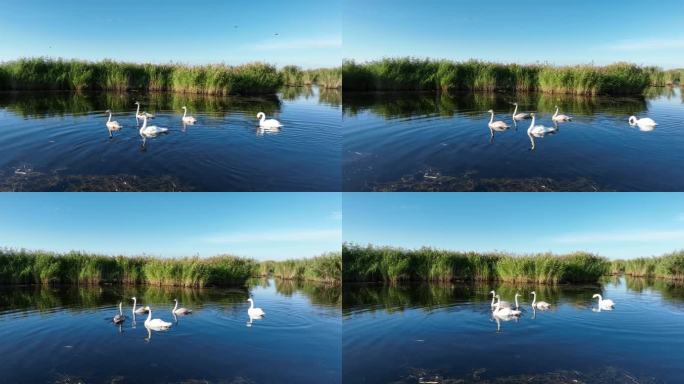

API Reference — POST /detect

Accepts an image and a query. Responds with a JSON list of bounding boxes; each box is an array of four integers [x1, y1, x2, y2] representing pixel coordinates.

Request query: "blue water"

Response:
[[343, 87, 684, 191], [343, 277, 684, 383], [0, 279, 341, 383]]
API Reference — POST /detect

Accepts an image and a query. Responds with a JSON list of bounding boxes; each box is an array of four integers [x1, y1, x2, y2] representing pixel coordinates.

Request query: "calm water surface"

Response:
[[343, 277, 684, 383], [344, 87, 684, 191], [0, 87, 341, 191], [0, 279, 341, 383]]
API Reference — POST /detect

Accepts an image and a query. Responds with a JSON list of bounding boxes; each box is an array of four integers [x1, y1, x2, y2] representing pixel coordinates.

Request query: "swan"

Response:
[[528, 113, 557, 136], [530, 291, 551, 310], [144, 306, 172, 329], [592, 293, 615, 310], [628, 116, 657, 130], [139, 115, 168, 137], [512, 103, 530, 120], [172, 299, 192, 315], [489, 290, 511, 309], [112, 302, 125, 324], [487, 110, 510, 131], [181, 106, 197, 124], [513, 293, 522, 310], [493, 295, 521, 317], [134, 102, 154, 120], [105, 110, 122, 130], [257, 112, 282, 128], [131, 297, 148, 314], [552, 105, 572, 122], [247, 298, 265, 318]]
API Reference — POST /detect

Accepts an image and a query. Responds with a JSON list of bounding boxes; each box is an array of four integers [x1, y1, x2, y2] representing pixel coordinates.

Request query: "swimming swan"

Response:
[[181, 106, 197, 124], [131, 297, 148, 314], [105, 110, 122, 130], [489, 290, 511, 309], [552, 105, 572, 122], [593, 293, 615, 310], [628, 116, 657, 130], [139, 115, 168, 137], [528, 113, 557, 136], [144, 306, 172, 329], [257, 112, 282, 128], [247, 298, 265, 317], [134, 102, 154, 120], [493, 295, 521, 317], [512, 103, 530, 120], [487, 110, 510, 131], [531, 291, 551, 310], [172, 299, 192, 315], [112, 302, 125, 324], [514, 293, 522, 310]]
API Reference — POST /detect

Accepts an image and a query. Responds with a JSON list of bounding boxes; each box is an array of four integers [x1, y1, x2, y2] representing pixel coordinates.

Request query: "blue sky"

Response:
[[0, 0, 341, 68], [343, 193, 684, 260], [0, 193, 341, 260], [344, 0, 684, 68]]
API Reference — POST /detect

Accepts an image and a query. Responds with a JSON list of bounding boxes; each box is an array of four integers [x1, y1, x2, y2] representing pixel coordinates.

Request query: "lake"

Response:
[[343, 86, 684, 191], [0, 87, 341, 191], [0, 279, 341, 383], [343, 277, 684, 383]]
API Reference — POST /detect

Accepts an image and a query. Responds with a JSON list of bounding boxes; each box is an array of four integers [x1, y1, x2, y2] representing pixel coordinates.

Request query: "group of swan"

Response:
[[489, 289, 614, 319], [488, 105, 572, 136]]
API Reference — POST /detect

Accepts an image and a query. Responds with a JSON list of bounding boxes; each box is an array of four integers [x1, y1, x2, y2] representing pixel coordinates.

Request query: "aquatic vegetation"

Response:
[[261, 253, 342, 284], [278, 66, 342, 89], [621, 251, 684, 280], [644, 66, 684, 86], [0, 58, 283, 95], [343, 58, 652, 95], [0, 248, 257, 287], [342, 244, 609, 283], [281, 65, 305, 86]]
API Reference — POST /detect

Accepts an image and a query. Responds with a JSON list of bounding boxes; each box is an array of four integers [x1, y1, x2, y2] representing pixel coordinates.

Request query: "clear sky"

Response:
[[0, 0, 341, 68], [344, 0, 684, 68], [0, 193, 341, 260], [343, 193, 684, 260]]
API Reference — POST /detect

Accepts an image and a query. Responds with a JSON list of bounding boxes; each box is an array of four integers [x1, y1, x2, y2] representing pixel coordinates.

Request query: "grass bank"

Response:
[[279, 65, 342, 89], [611, 251, 684, 280], [0, 58, 283, 95], [343, 58, 654, 95], [0, 248, 257, 287], [343, 244, 609, 284], [258, 253, 342, 284]]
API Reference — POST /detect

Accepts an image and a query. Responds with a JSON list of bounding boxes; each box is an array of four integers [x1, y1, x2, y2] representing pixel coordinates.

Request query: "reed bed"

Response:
[[0, 58, 283, 95], [277, 65, 342, 89], [343, 58, 654, 95], [617, 251, 684, 280], [0, 248, 257, 287], [260, 253, 342, 284], [342, 244, 609, 284]]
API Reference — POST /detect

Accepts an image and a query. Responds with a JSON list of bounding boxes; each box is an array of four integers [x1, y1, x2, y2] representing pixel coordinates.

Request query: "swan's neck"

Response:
[[553, 107, 558, 117], [490, 293, 495, 306], [513, 104, 518, 115], [528, 115, 536, 131], [173, 301, 178, 312], [259, 114, 265, 123], [119, 303, 123, 315], [515, 296, 519, 309], [183, 109, 187, 118], [136, 104, 141, 115], [596, 294, 602, 303], [146, 309, 152, 322], [489, 111, 494, 124], [132, 298, 137, 311], [531, 292, 536, 306], [107, 112, 112, 122], [249, 300, 254, 310], [140, 117, 147, 132]]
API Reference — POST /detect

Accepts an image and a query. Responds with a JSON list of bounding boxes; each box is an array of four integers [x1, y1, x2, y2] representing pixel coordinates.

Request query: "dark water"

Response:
[[0, 87, 341, 191], [0, 279, 341, 383], [343, 277, 684, 383], [344, 87, 684, 191]]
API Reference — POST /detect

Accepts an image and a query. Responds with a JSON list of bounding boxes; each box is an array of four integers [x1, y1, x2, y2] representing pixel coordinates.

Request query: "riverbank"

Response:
[[342, 58, 669, 95], [611, 251, 684, 280], [259, 253, 342, 284], [281, 66, 342, 89]]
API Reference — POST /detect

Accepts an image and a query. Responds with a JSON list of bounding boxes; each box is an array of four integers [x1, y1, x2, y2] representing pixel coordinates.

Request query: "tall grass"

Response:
[[343, 58, 652, 95], [0, 248, 257, 287], [260, 253, 341, 284], [0, 58, 283, 94], [618, 251, 684, 280], [343, 244, 609, 284], [277, 66, 342, 89]]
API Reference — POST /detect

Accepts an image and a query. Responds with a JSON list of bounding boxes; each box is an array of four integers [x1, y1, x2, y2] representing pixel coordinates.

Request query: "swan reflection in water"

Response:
[[256, 126, 282, 136]]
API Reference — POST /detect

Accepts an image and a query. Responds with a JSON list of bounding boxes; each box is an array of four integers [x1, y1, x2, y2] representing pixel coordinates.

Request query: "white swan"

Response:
[[172, 299, 192, 315], [593, 293, 615, 310], [112, 302, 125, 324], [131, 297, 148, 314], [139, 115, 168, 137], [105, 110, 122, 130], [144, 306, 172, 329], [512, 103, 530, 120], [628, 116, 657, 131], [513, 292, 522, 310], [487, 110, 510, 131], [257, 112, 282, 128], [181, 106, 197, 124], [247, 298, 265, 318], [489, 290, 511, 309], [134, 102, 154, 120], [531, 291, 551, 310], [552, 105, 572, 122], [493, 295, 521, 317], [528, 113, 557, 136]]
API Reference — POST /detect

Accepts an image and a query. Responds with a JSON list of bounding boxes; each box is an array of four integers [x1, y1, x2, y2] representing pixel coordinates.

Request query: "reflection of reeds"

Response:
[[274, 278, 341, 307], [343, 244, 608, 284], [258, 253, 342, 284]]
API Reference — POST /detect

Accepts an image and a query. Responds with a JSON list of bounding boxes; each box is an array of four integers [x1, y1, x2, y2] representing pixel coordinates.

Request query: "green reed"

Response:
[[619, 251, 684, 280], [277, 66, 342, 89], [343, 58, 653, 95], [0, 248, 257, 287], [342, 244, 609, 284], [0, 58, 283, 94], [260, 253, 341, 284]]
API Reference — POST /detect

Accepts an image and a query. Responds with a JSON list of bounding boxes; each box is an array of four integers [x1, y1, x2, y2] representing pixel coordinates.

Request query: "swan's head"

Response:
[[131, 296, 137, 300], [489, 290, 495, 296], [530, 113, 535, 117], [247, 298, 254, 303], [495, 295, 500, 299], [513, 102, 518, 106], [530, 291, 536, 295], [105, 109, 111, 113], [256, 112, 265, 119], [554, 105, 558, 108], [486, 109, 493, 113], [134, 101, 140, 105], [628, 116, 637, 124], [173, 298, 178, 302], [515, 293, 520, 298], [182, 106, 187, 110], [592, 294, 600, 299]]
